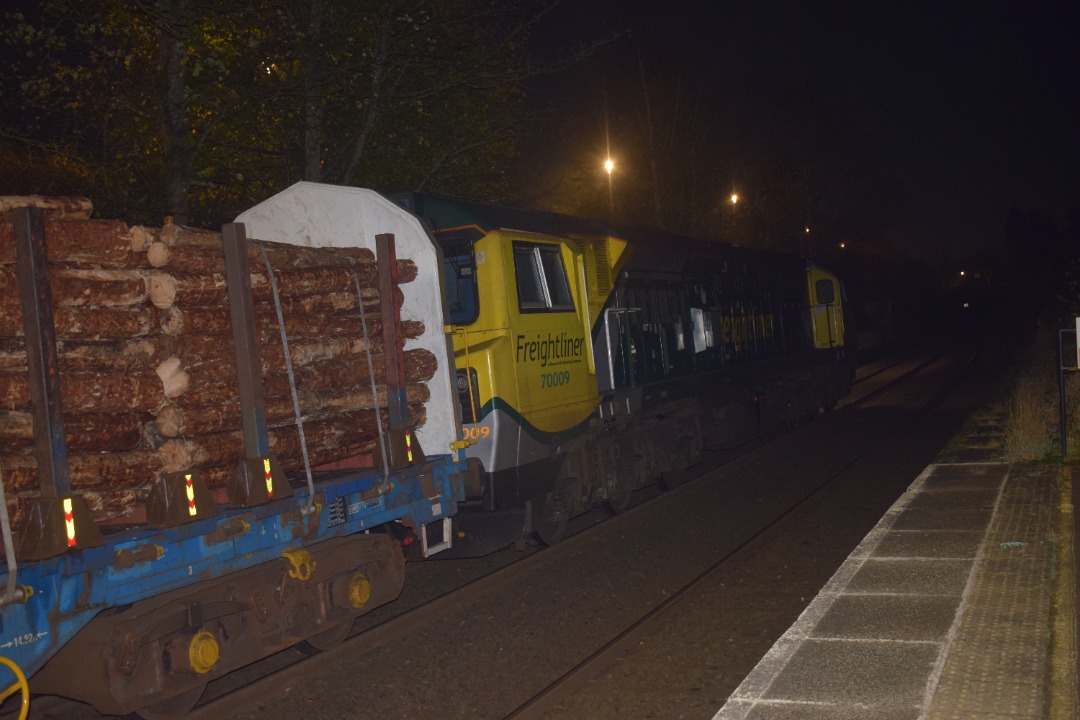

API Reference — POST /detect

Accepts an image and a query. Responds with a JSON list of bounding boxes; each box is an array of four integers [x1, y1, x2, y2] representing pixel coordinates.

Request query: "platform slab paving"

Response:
[[713, 461, 1061, 720]]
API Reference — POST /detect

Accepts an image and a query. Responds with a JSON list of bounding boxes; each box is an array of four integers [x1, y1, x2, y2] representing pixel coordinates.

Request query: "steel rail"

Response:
[[505, 347, 978, 719]]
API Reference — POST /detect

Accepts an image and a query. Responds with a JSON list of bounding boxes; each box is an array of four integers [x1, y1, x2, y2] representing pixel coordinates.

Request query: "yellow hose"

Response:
[[0, 656, 29, 720]]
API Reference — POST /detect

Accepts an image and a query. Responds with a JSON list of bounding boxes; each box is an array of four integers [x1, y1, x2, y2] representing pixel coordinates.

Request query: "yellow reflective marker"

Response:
[[62, 497, 76, 547], [262, 458, 274, 499], [184, 473, 197, 516]]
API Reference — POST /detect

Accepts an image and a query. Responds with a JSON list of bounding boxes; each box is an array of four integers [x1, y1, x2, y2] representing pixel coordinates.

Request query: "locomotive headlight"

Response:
[[456, 369, 480, 423]]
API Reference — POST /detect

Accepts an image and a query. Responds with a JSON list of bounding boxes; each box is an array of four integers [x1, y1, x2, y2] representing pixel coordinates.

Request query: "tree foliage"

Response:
[[0, 0, 557, 225]]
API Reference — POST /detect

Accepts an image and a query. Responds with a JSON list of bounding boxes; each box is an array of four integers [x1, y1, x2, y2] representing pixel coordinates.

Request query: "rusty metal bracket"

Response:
[[372, 429, 426, 471], [228, 455, 292, 508], [18, 496, 104, 561], [147, 470, 222, 528]]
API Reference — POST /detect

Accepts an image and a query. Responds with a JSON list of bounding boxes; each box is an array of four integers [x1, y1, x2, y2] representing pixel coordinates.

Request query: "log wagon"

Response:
[[0, 183, 473, 718]]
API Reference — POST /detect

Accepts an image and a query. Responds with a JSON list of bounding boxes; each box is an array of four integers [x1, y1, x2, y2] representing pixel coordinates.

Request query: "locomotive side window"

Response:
[[815, 278, 835, 305], [514, 242, 575, 313]]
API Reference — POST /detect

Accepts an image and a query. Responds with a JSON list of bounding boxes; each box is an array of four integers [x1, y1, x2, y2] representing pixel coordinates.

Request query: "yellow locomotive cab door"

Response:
[[509, 238, 595, 430], [808, 267, 845, 349]]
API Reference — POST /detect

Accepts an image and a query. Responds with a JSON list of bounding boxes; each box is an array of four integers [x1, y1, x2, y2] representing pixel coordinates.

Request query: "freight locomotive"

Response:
[[395, 193, 854, 546]]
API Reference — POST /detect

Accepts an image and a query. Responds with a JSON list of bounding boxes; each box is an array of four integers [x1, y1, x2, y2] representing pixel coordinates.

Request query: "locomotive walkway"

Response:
[[714, 415, 1078, 720]]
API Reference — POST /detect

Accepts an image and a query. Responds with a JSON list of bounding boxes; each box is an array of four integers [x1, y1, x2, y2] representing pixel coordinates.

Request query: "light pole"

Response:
[[604, 157, 615, 222]]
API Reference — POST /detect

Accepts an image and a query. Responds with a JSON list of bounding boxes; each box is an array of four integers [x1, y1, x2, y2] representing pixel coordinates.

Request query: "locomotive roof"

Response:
[[390, 191, 607, 238], [391, 191, 810, 278]]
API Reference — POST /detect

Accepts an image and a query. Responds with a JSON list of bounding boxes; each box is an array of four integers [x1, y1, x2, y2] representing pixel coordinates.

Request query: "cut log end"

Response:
[[148, 273, 179, 309]]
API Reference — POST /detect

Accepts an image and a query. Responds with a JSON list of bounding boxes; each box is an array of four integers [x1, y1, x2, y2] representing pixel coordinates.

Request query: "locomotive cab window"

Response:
[[514, 242, 574, 312], [438, 234, 480, 325]]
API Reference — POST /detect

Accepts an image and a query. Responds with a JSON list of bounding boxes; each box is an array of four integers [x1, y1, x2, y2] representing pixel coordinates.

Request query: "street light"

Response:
[[728, 192, 740, 241]]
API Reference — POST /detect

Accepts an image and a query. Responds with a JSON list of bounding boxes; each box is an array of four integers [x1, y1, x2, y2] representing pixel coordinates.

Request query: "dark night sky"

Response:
[[532, 0, 1080, 261]]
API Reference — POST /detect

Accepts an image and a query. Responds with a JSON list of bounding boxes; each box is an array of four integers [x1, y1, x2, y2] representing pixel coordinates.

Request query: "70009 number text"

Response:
[[540, 371, 571, 388]]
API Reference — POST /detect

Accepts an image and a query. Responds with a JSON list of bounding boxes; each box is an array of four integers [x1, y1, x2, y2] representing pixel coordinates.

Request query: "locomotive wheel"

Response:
[[533, 493, 567, 546], [605, 488, 634, 514], [297, 619, 354, 655], [135, 683, 206, 720]]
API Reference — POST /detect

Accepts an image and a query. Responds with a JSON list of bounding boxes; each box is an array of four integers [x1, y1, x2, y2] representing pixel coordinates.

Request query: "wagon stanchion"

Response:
[[11, 206, 103, 560], [373, 232, 426, 470], [221, 222, 291, 506]]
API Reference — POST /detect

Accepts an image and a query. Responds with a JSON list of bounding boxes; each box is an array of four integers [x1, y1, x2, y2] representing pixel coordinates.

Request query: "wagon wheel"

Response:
[[297, 619, 355, 655], [135, 683, 206, 720], [533, 493, 567, 546], [658, 468, 684, 491]]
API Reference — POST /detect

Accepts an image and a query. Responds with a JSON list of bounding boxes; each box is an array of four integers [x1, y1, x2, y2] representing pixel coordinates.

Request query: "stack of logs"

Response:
[[0, 197, 437, 537]]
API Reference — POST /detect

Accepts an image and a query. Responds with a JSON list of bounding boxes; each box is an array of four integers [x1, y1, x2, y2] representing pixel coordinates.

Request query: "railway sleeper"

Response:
[[32, 533, 406, 717]]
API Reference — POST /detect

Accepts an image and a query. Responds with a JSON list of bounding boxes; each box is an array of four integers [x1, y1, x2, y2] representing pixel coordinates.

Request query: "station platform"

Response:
[[714, 417, 1078, 720]]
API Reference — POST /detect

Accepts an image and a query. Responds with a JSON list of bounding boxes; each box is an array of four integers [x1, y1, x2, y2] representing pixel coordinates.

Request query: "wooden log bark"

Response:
[[160, 403, 428, 492], [0, 369, 165, 413], [0, 196, 92, 222], [0, 410, 144, 452], [162, 347, 432, 406], [0, 338, 156, 372], [0, 267, 149, 307], [148, 264, 401, 310], [160, 305, 393, 341], [145, 334, 385, 375], [294, 384, 431, 418], [2, 498, 29, 541], [157, 402, 427, 473], [262, 348, 438, 397], [0, 220, 148, 267], [150, 233, 376, 270], [0, 306, 155, 339], [78, 489, 141, 522], [0, 450, 165, 493], [155, 382, 431, 437], [158, 222, 220, 248], [160, 224, 376, 266]]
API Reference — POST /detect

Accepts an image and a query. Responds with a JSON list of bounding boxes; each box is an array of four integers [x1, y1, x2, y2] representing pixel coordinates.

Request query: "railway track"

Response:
[[17, 346, 981, 720], [505, 347, 979, 718]]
